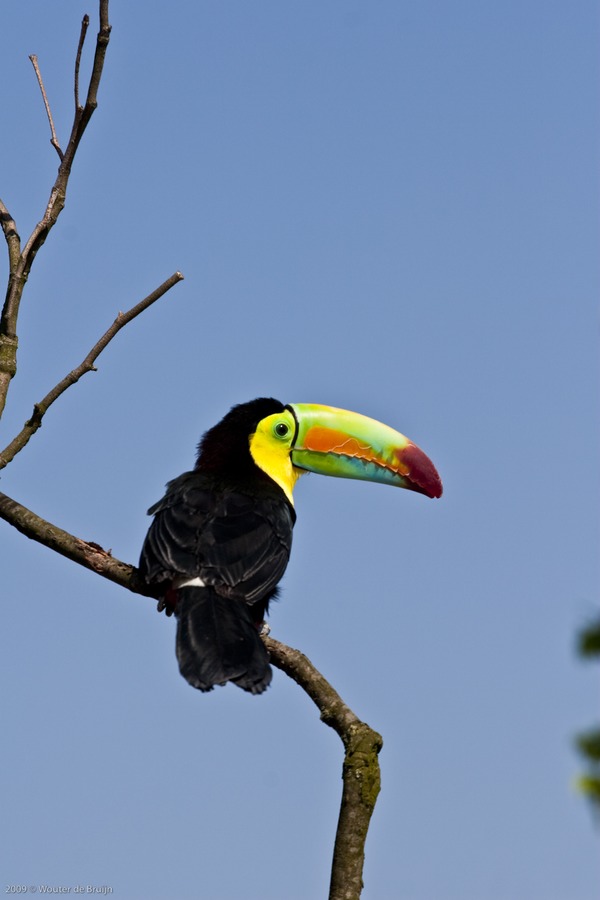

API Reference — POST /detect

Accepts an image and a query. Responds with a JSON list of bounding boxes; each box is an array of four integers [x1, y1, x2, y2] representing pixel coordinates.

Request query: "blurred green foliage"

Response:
[[575, 617, 600, 813]]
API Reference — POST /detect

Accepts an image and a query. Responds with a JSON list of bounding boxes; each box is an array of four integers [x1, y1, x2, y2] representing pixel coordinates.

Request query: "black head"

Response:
[[196, 397, 286, 475]]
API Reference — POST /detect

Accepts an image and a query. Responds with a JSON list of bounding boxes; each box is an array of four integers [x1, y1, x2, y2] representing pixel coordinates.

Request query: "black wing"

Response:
[[139, 471, 294, 604]]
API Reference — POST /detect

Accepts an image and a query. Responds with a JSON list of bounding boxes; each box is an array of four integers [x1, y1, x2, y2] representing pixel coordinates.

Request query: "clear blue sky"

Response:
[[1, 2, 598, 898]]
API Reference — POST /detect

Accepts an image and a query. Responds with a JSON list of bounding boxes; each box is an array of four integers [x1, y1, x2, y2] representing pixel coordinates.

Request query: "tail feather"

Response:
[[175, 586, 272, 694]]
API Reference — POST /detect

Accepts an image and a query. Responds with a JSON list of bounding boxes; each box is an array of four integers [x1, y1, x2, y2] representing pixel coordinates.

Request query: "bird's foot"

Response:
[[157, 586, 178, 617]]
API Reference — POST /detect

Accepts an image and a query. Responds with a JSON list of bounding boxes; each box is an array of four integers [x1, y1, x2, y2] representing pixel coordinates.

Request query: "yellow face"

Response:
[[248, 410, 304, 505]]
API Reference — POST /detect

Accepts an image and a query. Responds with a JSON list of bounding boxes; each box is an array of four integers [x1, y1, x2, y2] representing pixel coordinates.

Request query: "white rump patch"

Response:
[[175, 576, 206, 589]]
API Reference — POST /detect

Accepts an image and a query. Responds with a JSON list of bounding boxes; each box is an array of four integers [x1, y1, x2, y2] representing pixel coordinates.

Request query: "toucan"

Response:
[[139, 398, 442, 694]]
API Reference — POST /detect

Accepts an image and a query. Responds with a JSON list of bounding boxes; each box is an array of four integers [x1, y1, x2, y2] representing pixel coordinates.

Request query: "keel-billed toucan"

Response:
[[139, 398, 442, 694]]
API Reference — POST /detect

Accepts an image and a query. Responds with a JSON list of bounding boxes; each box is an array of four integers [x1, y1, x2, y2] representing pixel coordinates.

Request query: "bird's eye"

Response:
[[274, 422, 289, 438]]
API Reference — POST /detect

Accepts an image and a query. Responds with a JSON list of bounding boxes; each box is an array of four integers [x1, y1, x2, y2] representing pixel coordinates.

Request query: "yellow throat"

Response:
[[249, 413, 304, 505]]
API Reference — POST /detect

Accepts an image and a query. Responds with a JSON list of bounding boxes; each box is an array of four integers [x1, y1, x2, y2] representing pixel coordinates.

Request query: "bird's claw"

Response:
[[157, 587, 178, 617]]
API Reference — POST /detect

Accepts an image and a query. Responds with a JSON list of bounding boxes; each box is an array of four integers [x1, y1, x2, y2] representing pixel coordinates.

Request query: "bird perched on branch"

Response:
[[139, 398, 442, 694]]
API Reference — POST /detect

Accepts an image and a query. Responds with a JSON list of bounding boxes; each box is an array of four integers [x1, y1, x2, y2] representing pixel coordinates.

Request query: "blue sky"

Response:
[[1, 2, 598, 898]]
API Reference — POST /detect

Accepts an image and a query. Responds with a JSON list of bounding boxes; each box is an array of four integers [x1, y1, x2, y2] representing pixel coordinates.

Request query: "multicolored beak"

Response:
[[286, 403, 442, 499]]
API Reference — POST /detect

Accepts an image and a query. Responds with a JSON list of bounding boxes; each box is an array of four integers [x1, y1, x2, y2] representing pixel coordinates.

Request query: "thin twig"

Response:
[[0, 272, 184, 470], [29, 54, 64, 160], [74, 14, 90, 110]]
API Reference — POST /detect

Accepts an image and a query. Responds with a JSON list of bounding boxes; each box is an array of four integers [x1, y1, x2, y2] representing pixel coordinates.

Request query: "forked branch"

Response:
[[0, 0, 112, 418]]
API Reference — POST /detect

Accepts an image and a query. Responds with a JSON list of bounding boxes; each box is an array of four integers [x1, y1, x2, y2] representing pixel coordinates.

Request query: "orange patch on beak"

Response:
[[303, 426, 411, 476]]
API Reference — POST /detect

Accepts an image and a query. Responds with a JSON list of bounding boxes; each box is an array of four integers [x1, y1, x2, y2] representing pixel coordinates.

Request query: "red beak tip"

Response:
[[430, 479, 443, 499], [400, 443, 443, 499]]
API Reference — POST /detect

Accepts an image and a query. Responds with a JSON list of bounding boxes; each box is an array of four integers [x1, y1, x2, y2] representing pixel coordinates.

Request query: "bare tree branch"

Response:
[[0, 197, 22, 389], [262, 637, 382, 900], [0, 0, 112, 419], [84, 0, 110, 115], [0, 198, 21, 263], [29, 54, 64, 160], [0, 490, 149, 594], [0, 272, 184, 470], [74, 15, 90, 111]]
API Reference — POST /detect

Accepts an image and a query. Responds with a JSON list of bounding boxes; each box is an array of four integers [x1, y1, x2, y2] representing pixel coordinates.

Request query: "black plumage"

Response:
[[139, 399, 295, 694]]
